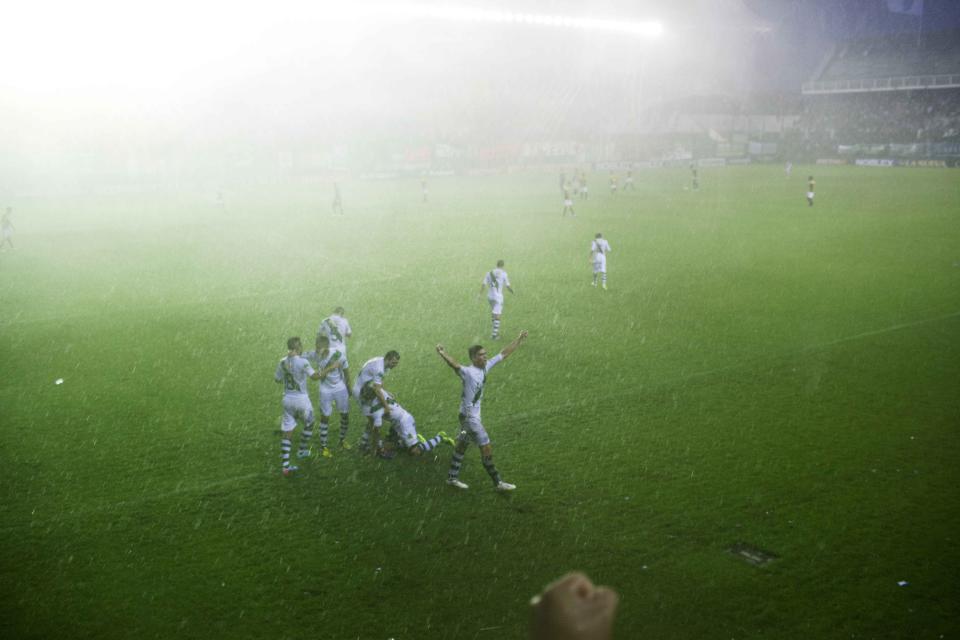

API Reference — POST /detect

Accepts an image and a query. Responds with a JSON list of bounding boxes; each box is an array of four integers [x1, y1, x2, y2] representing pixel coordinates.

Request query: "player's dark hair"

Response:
[[496, 259, 504, 267], [468, 345, 485, 359], [385, 350, 400, 361], [288, 337, 302, 350], [595, 232, 602, 238], [334, 306, 345, 315]]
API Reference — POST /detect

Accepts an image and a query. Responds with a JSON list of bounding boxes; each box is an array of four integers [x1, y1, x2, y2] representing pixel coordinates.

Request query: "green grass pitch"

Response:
[[1, 165, 958, 639]]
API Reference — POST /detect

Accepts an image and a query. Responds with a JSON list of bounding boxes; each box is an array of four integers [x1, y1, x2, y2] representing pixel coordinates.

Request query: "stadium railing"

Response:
[[803, 74, 960, 94]]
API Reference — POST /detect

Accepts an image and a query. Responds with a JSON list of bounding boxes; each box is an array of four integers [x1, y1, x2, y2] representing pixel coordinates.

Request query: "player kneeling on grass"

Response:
[[436, 330, 528, 492], [374, 391, 455, 458], [275, 337, 324, 477], [304, 335, 351, 458]]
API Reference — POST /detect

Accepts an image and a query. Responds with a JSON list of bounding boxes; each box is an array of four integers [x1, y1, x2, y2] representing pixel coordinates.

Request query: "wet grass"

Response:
[[1, 165, 959, 639]]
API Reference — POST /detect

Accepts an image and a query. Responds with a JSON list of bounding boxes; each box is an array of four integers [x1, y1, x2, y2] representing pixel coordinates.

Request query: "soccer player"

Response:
[[480, 260, 514, 340], [375, 390, 454, 457], [318, 306, 353, 360], [274, 337, 324, 476], [785, 161, 793, 178], [352, 351, 400, 455], [332, 182, 344, 215], [304, 335, 351, 457], [591, 233, 612, 290], [608, 172, 618, 196], [579, 172, 588, 200], [807, 175, 815, 207], [421, 178, 429, 203], [690, 163, 699, 191], [624, 170, 635, 191], [562, 188, 576, 218], [1, 208, 14, 250], [436, 330, 528, 491]]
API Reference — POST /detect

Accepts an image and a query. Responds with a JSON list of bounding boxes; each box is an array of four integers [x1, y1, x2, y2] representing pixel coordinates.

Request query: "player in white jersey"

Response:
[[562, 188, 576, 218], [352, 350, 400, 456], [436, 330, 528, 491], [1, 208, 14, 250], [479, 260, 514, 340], [303, 335, 351, 458], [274, 337, 324, 476], [318, 306, 353, 360], [591, 233, 612, 290], [372, 390, 454, 457]]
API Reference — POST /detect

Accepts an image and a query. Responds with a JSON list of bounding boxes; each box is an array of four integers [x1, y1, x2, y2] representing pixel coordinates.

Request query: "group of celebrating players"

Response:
[[274, 303, 529, 492]]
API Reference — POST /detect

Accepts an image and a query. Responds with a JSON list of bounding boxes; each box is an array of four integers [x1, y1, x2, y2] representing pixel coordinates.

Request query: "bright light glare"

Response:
[[398, 4, 665, 38], [0, 1, 663, 96]]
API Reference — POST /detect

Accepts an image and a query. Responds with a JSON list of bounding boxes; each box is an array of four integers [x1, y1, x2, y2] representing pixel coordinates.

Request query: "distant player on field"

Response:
[[436, 330, 528, 491], [376, 390, 455, 457], [332, 182, 344, 215], [480, 260, 514, 340], [785, 161, 793, 178], [591, 233, 612, 290], [353, 351, 400, 455], [303, 335, 351, 457], [562, 188, 576, 218], [690, 163, 699, 191], [807, 175, 815, 207], [1, 208, 14, 250], [579, 172, 588, 200], [274, 337, 324, 476], [624, 170, 635, 191], [421, 178, 429, 203], [608, 172, 618, 196]]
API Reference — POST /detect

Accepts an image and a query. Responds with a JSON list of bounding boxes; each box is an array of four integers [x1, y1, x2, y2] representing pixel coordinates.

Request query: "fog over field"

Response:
[[1, 0, 790, 194]]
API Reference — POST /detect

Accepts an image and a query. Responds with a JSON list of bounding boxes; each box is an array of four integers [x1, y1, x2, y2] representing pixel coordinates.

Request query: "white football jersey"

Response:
[[274, 355, 315, 397], [354, 356, 387, 400], [591, 239, 611, 260], [318, 314, 352, 350], [458, 353, 503, 417], [483, 268, 510, 301], [304, 349, 348, 391]]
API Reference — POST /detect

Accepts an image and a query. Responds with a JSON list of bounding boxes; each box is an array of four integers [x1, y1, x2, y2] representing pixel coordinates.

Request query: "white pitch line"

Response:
[[500, 309, 960, 425], [3, 309, 958, 526]]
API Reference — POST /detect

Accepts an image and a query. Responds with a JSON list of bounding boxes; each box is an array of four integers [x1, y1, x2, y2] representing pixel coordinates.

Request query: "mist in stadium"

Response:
[[1, 1, 958, 638]]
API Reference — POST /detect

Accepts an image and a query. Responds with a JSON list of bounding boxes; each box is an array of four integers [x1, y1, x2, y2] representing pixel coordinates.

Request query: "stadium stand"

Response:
[[796, 29, 960, 158]]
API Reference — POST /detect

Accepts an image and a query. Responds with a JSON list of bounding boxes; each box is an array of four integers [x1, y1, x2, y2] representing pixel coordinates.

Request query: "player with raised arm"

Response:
[[590, 233, 612, 290], [436, 330, 528, 491], [274, 337, 324, 476], [352, 351, 400, 456], [303, 335, 351, 457], [480, 260, 514, 340]]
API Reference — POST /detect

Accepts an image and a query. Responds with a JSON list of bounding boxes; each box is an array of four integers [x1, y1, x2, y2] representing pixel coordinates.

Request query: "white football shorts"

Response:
[[457, 413, 491, 447], [319, 386, 350, 417], [281, 395, 314, 432], [488, 297, 503, 315]]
